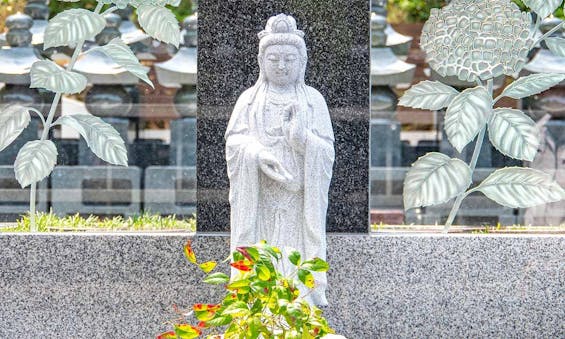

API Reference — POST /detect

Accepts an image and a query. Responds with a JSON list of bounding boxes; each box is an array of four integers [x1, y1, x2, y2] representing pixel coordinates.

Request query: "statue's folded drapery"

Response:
[[225, 83, 334, 304]]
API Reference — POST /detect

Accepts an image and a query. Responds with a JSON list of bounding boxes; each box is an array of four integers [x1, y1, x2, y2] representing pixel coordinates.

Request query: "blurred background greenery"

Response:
[[0, 0, 193, 31], [0, 0, 563, 32], [387, 0, 564, 23]]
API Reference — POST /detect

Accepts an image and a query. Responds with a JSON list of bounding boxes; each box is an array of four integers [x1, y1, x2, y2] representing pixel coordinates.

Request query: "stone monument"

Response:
[[226, 14, 334, 306], [197, 0, 369, 234]]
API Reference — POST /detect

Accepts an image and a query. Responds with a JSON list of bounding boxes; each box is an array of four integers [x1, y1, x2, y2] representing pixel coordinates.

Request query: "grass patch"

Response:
[[0, 211, 196, 232]]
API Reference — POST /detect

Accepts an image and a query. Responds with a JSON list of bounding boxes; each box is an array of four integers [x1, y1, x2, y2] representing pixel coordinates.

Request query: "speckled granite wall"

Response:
[[197, 0, 370, 232], [0, 233, 563, 338]]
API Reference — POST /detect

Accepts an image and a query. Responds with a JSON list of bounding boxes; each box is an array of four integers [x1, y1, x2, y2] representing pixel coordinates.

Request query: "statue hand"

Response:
[[258, 150, 293, 183], [284, 103, 307, 151]]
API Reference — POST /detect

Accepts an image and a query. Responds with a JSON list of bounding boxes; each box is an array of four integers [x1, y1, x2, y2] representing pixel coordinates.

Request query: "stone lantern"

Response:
[[370, 13, 415, 167], [73, 13, 138, 165], [0, 13, 45, 165], [371, 0, 412, 57], [155, 13, 198, 167]]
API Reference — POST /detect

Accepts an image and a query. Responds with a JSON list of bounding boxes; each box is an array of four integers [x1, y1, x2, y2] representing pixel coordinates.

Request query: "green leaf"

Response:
[[250, 280, 271, 295], [137, 5, 180, 47], [488, 108, 539, 161], [473, 167, 565, 208], [14, 140, 58, 188], [500, 73, 565, 100], [226, 279, 250, 290], [54, 115, 128, 166], [173, 324, 201, 339], [250, 299, 263, 314], [0, 104, 31, 152], [198, 261, 217, 273], [399, 80, 459, 111], [202, 272, 229, 285], [223, 301, 250, 317], [30, 60, 87, 94], [445, 86, 492, 153], [298, 269, 315, 288], [205, 315, 232, 327], [44, 9, 105, 49], [301, 258, 329, 272], [287, 247, 301, 266], [256, 264, 271, 281], [403, 152, 472, 210]]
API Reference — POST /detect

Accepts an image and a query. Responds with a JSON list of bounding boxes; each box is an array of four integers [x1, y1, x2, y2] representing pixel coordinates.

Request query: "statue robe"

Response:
[[225, 84, 334, 304]]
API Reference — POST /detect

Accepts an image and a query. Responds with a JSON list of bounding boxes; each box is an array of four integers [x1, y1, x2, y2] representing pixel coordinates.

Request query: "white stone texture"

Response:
[[225, 14, 335, 306], [421, 0, 533, 82]]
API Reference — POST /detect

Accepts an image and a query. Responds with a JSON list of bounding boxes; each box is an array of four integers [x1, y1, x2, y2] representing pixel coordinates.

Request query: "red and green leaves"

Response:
[[230, 260, 253, 272], [162, 241, 334, 338], [193, 303, 221, 322], [174, 324, 201, 339], [183, 239, 219, 275], [183, 240, 196, 264]]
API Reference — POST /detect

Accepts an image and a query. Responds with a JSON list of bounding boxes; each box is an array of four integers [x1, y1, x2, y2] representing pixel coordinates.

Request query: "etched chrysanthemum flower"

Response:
[[421, 0, 533, 82]]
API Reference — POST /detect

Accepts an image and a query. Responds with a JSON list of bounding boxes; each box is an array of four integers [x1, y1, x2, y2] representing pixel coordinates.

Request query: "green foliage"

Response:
[[0, 211, 195, 232], [387, 0, 564, 23], [48, 0, 193, 22], [159, 241, 334, 339]]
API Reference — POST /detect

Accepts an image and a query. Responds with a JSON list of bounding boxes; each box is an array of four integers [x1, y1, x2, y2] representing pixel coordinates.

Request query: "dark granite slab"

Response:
[[197, 0, 370, 232]]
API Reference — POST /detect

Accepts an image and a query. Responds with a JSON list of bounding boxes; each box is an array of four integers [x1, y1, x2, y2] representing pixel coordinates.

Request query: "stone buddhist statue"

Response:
[[225, 14, 335, 305]]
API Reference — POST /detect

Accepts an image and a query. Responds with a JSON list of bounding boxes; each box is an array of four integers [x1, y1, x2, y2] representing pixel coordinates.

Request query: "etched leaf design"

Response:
[[523, 0, 561, 18], [0, 104, 31, 152], [95, 38, 154, 88], [43, 8, 105, 49], [488, 109, 539, 161], [137, 5, 180, 48], [55, 115, 128, 166], [403, 152, 472, 210], [499, 73, 565, 100], [399, 80, 459, 110], [14, 140, 58, 188], [445, 86, 492, 153], [30, 60, 87, 94], [545, 37, 565, 58], [474, 167, 565, 208]]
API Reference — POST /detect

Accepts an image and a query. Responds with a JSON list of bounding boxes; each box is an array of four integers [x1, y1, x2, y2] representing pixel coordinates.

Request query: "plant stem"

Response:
[[533, 22, 564, 47], [443, 79, 493, 232], [28, 2, 104, 232]]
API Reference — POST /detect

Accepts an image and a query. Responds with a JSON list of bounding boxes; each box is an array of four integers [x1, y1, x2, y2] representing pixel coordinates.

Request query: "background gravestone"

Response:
[[197, 0, 370, 232]]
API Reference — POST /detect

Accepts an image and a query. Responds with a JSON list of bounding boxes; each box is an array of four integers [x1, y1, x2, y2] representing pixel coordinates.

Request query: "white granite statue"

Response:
[[225, 14, 335, 305]]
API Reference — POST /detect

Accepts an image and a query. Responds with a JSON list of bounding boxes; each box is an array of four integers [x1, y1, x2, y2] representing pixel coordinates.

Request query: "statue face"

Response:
[[263, 44, 301, 87]]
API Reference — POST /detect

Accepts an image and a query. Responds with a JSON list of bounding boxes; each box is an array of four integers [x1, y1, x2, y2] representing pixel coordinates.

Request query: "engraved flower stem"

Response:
[[28, 2, 105, 232], [443, 78, 494, 232]]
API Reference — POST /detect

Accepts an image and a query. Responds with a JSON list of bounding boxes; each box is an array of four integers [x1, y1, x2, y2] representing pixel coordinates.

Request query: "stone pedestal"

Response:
[[197, 0, 369, 232]]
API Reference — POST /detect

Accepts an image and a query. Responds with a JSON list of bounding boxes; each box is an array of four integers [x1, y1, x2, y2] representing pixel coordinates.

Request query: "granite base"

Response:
[[0, 233, 562, 338]]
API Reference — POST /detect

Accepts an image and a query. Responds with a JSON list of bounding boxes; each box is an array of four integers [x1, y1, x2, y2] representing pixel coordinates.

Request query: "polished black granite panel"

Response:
[[197, 0, 370, 232]]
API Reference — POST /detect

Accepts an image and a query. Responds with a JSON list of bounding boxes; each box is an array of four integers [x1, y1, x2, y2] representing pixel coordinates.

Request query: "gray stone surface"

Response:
[[197, 0, 369, 233], [51, 166, 141, 217], [0, 233, 563, 338], [170, 117, 196, 166], [144, 166, 196, 216]]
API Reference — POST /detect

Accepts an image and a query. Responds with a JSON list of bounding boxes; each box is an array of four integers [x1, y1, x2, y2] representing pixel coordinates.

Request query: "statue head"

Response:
[[256, 14, 307, 88]]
